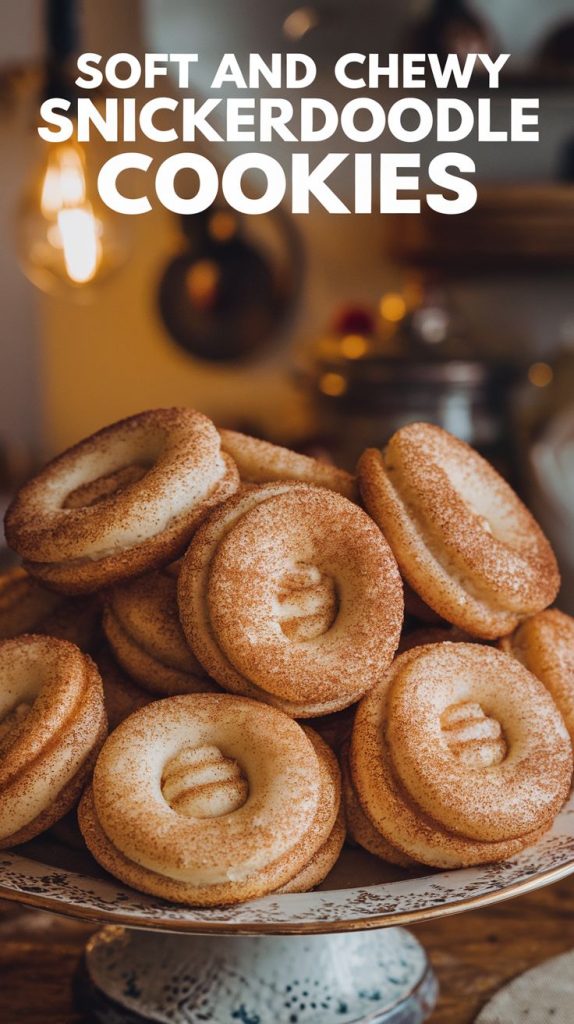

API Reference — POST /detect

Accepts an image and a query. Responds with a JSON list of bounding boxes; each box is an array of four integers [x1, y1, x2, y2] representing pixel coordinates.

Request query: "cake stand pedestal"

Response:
[[1, 805, 574, 1024], [81, 926, 438, 1023]]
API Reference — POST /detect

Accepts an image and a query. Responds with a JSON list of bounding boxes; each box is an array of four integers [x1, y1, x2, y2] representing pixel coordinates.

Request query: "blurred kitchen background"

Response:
[[0, 0, 573, 609]]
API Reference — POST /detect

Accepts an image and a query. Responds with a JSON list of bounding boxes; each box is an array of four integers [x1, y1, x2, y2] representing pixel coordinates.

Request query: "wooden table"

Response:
[[1, 874, 574, 1023]]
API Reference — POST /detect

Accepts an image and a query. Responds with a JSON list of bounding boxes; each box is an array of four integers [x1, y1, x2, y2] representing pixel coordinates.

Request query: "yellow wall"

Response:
[[40, 205, 310, 456]]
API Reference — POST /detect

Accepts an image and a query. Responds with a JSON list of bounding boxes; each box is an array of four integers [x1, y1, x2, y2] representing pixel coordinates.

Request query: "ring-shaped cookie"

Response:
[[178, 484, 403, 717], [96, 646, 152, 730], [0, 567, 98, 650], [341, 743, 416, 869], [358, 424, 560, 639], [349, 643, 572, 868], [5, 408, 239, 594], [219, 429, 357, 500], [500, 609, 574, 743], [0, 567, 62, 638], [0, 634, 107, 847], [277, 802, 346, 893], [79, 694, 341, 905], [103, 567, 217, 696]]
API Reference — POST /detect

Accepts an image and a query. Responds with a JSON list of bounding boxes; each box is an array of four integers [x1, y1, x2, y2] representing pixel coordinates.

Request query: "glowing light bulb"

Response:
[[57, 207, 101, 284], [17, 141, 128, 297], [283, 6, 320, 40], [41, 145, 87, 215]]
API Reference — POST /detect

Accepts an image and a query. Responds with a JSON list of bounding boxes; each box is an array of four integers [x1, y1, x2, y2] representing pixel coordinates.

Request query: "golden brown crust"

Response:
[[0, 567, 62, 638], [278, 728, 345, 893], [4, 410, 565, 892], [95, 646, 152, 731], [79, 695, 342, 906], [341, 742, 416, 868], [358, 424, 560, 639], [2, 715, 106, 847], [178, 483, 403, 717], [0, 635, 107, 847], [219, 429, 358, 501], [349, 642, 572, 868], [102, 568, 218, 696], [277, 808, 346, 893], [6, 409, 239, 594], [21, 457, 239, 596], [500, 609, 574, 742], [0, 567, 99, 650]]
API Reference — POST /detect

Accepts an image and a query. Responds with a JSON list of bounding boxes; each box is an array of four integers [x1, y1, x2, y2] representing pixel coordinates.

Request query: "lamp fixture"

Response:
[[15, 0, 129, 297]]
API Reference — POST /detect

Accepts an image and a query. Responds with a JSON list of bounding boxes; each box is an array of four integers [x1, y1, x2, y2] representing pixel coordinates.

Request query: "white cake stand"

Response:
[[1, 793, 574, 1024]]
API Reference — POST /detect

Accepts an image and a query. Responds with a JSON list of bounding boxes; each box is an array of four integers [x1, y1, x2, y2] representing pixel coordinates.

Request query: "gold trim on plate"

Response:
[[0, 857, 573, 936]]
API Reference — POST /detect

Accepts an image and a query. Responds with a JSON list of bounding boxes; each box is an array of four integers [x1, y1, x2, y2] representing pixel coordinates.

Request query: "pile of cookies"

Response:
[[0, 407, 572, 907]]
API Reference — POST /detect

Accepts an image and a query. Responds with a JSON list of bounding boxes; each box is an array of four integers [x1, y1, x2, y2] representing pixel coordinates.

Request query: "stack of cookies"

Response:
[[0, 407, 572, 906]]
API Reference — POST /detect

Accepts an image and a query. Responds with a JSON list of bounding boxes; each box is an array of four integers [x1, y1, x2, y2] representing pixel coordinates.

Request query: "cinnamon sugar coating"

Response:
[[178, 483, 403, 717], [103, 566, 218, 696], [95, 645, 152, 730], [500, 609, 574, 743], [5, 409, 239, 594], [0, 567, 99, 650], [219, 429, 358, 500], [277, 807, 346, 893], [341, 742, 416, 868], [348, 643, 572, 869], [1, 409, 569, 893], [358, 423, 560, 639], [0, 634, 107, 847], [79, 694, 342, 906]]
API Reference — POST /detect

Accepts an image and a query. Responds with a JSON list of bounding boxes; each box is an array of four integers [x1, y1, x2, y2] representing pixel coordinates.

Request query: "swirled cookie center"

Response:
[[441, 701, 507, 769], [275, 562, 338, 641], [64, 465, 149, 509], [161, 744, 249, 819]]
